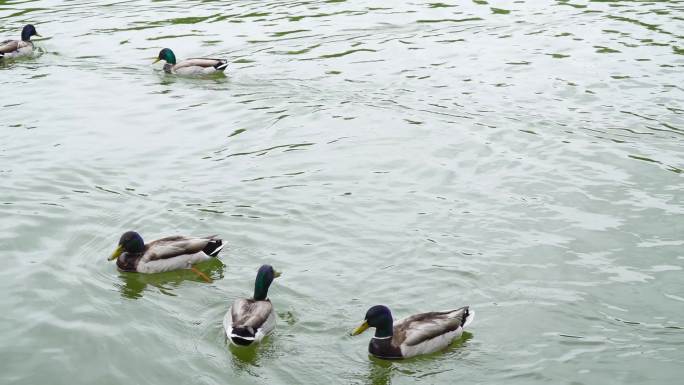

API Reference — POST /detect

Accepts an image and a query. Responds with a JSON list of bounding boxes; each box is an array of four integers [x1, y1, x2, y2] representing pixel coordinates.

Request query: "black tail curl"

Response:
[[203, 239, 224, 256], [214, 60, 228, 71], [461, 306, 470, 327], [230, 326, 255, 346]]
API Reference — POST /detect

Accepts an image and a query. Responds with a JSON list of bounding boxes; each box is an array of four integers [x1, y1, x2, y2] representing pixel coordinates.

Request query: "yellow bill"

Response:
[[351, 320, 369, 336], [108, 244, 123, 261], [274, 270, 282, 278], [152, 58, 160, 64]]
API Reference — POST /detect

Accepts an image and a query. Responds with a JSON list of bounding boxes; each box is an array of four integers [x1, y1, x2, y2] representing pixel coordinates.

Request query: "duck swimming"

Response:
[[108, 231, 223, 279], [153, 48, 228, 76], [0, 24, 40, 60], [351, 304, 474, 359], [224, 264, 281, 346]]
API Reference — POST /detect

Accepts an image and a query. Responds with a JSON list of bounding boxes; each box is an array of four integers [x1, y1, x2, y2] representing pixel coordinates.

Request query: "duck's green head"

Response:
[[21, 24, 40, 41], [351, 305, 394, 338], [153, 48, 176, 65], [253, 264, 281, 300], [108, 231, 145, 261]]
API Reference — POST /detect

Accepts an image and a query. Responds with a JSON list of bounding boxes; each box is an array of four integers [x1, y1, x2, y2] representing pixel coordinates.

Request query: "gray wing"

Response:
[[175, 58, 224, 69], [0, 40, 19, 54], [396, 307, 469, 347], [142, 235, 217, 261], [231, 298, 274, 329]]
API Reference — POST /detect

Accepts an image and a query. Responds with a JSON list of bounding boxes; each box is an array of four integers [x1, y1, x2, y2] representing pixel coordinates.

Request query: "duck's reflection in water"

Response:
[[226, 334, 280, 376], [117, 259, 225, 299], [366, 358, 393, 385]]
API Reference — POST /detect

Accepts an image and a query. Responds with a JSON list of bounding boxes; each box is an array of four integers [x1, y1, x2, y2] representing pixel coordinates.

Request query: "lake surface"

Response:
[[1, 0, 682, 384]]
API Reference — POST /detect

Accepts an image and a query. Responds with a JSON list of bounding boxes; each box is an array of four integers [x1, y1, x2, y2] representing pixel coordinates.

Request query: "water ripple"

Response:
[[1, 1, 683, 385]]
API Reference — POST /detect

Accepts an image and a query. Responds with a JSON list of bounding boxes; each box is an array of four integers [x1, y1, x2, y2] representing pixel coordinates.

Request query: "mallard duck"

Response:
[[108, 231, 224, 278], [224, 264, 281, 346], [153, 48, 228, 76], [0, 24, 40, 60], [351, 304, 474, 359]]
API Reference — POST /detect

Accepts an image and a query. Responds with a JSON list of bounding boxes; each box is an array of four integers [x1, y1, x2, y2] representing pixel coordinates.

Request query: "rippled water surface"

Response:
[[1, 0, 683, 384]]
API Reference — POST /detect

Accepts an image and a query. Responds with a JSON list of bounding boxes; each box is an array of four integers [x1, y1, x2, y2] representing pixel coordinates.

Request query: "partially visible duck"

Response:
[[108, 231, 224, 280], [351, 304, 474, 359], [0, 24, 40, 59], [224, 264, 281, 346], [153, 48, 228, 76]]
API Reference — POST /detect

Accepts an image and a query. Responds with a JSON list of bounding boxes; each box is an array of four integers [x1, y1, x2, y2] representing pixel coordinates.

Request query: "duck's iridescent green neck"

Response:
[[121, 231, 144, 253], [366, 305, 394, 338], [253, 268, 272, 300], [374, 318, 393, 338], [159, 48, 177, 65], [21, 25, 37, 42]]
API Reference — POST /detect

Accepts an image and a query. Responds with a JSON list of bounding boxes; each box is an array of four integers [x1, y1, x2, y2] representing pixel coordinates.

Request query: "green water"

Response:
[[1, 0, 683, 384]]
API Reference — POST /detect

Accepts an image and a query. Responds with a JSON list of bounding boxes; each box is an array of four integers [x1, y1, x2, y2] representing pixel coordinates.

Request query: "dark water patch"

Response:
[[491, 7, 510, 14], [272, 29, 310, 37], [147, 33, 203, 41], [317, 48, 377, 59], [416, 17, 483, 23]]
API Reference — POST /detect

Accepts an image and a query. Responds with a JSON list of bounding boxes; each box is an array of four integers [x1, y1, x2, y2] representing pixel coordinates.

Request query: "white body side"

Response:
[[172, 66, 217, 76], [136, 251, 211, 274], [166, 58, 227, 76], [399, 309, 475, 358], [1, 41, 33, 58], [399, 327, 464, 357]]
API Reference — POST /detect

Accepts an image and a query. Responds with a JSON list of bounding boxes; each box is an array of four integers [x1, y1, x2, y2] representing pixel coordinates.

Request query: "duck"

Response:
[[108, 231, 224, 280], [153, 48, 228, 76], [224, 264, 281, 346], [350, 304, 474, 359], [0, 24, 40, 60]]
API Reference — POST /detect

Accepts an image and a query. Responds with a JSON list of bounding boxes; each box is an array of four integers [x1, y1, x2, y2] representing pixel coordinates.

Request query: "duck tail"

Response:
[[214, 60, 228, 72], [462, 306, 474, 328], [203, 239, 224, 257], [230, 326, 256, 346]]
